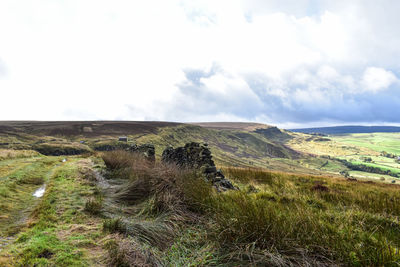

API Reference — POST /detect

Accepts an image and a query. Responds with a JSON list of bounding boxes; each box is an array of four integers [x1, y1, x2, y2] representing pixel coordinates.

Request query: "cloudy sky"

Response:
[[1, 0, 400, 128]]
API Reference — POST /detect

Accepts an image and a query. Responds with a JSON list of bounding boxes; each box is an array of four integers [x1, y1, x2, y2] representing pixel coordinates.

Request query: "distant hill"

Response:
[[0, 121, 181, 136], [0, 121, 301, 169], [290, 126, 400, 135], [190, 122, 272, 131]]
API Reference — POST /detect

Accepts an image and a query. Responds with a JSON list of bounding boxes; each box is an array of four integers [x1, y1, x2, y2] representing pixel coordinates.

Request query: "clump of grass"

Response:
[[103, 218, 125, 233], [101, 150, 151, 171], [104, 150, 210, 217], [104, 236, 160, 267], [101, 151, 213, 252], [163, 227, 220, 266], [78, 166, 97, 182], [84, 197, 103, 215]]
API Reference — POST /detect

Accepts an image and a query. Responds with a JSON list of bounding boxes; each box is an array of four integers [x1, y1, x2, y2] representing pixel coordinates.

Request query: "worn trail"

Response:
[[0, 157, 62, 252], [0, 157, 108, 266]]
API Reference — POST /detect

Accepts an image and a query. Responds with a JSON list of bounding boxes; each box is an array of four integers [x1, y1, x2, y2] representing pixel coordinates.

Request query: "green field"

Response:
[[332, 133, 400, 155], [327, 133, 400, 182]]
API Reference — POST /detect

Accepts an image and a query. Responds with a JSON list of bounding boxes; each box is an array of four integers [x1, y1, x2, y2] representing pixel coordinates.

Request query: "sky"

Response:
[[1, 0, 400, 128]]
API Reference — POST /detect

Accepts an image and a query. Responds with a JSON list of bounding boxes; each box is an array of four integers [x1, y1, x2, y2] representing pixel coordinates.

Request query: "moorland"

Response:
[[0, 121, 399, 266]]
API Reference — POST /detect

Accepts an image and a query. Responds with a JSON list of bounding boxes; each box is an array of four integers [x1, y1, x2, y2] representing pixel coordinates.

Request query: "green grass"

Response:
[[132, 124, 296, 167], [213, 168, 400, 265], [348, 160, 400, 174], [0, 157, 60, 235], [349, 170, 398, 182], [97, 152, 400, 266], [163, 228, 220, 266], [332, 133, 400, 155], [0, 158, 106, 266], [2, 128, 400, 266]]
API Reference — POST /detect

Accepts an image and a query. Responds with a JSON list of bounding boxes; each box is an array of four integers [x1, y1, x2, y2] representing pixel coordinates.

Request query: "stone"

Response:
[[133, 144, 155, 161], [162, 142, 236, 191]]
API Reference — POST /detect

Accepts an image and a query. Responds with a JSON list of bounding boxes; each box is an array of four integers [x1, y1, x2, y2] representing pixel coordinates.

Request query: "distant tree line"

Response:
[[381, 151, 397, 158], [361, 156, 372, 163], [336, 159, 399, 178]]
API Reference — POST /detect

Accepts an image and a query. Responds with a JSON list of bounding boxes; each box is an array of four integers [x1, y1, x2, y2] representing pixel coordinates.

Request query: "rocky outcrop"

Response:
[[162, 142, 236, 191]]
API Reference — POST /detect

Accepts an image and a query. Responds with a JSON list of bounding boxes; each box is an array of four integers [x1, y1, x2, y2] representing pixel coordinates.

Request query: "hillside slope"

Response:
[[4, 121, 398, 181], [290, 125, 400, 134], [133, 124, 300, 167], [0, 121, 302, 168]]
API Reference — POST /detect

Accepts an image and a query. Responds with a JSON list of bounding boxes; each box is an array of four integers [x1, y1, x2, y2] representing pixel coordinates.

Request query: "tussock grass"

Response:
[[101, 151, 210, 256], [104, 235, 161, 267], [102, 151, 209, 218], [84, 197, 103, 215], [103, 218, 125, 233], [102, 150, 151, 171], [101, 152, 400, 266], [213, 167, 400, 265]]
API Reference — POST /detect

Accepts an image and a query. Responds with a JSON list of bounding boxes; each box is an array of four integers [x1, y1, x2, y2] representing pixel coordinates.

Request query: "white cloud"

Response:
[[0, 0, 400, 126], [361, 67, 398, 93], [0, 58, 6, 78]]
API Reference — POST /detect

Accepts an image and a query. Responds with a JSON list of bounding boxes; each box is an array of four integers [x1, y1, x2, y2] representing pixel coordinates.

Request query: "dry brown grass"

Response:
[[0, 149, 39, 160], [102, 151, 210, 217], [104, 234, 161, 267], [101, 151, 211, 254], [101, 150, 152, 172], [99, 152, 400, 265]]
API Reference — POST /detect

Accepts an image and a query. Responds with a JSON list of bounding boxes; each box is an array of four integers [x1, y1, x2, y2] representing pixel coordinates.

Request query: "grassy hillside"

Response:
[[133, 124, 299, 165], [0, 121, 307, 172], [0, 121, 180, 137], [0, 122, 400, 266], [332, 133, 400, 155], [2, 121, 399, 182], [290, 125, 400, 134], [93, 152, 400, 266], [2, 121, 400, 183]]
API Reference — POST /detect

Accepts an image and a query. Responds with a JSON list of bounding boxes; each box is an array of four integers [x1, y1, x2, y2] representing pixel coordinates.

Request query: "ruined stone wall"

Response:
[[162, 142, 235, 191]]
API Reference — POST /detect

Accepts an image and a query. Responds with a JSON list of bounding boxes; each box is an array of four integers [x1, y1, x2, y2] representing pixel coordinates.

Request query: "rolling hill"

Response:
[[290, 125, 400, 134]]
